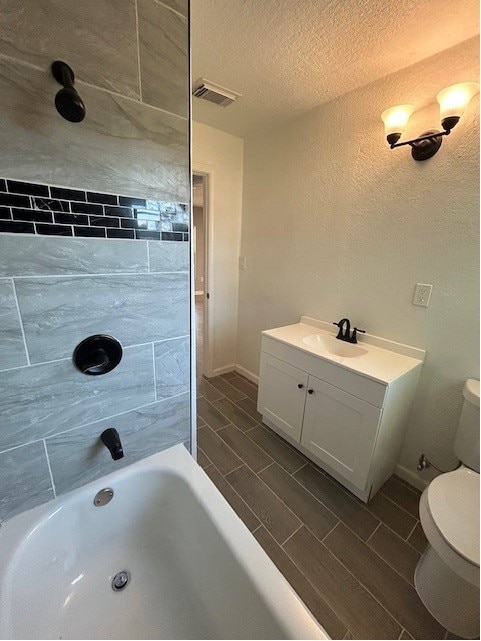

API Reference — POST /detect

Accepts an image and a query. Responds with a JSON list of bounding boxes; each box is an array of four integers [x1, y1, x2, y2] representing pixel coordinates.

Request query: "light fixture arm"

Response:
[[389, 128, 450, 150], [387, 126, 454, 161]]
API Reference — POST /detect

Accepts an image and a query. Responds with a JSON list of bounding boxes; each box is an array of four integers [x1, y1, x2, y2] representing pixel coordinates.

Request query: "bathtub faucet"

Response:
[[100, 428, 124, 460]]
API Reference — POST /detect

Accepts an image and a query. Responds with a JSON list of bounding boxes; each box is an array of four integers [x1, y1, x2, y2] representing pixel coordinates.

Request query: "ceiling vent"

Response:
[[192, 79, 241, 107]]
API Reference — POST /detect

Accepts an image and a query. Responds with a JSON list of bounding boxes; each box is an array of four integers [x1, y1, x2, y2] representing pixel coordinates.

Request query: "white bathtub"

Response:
[[0, 443, 328, 640]]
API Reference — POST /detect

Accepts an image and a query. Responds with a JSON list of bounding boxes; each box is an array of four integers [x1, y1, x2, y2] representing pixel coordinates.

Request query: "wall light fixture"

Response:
[[381, 82, 479, 161]]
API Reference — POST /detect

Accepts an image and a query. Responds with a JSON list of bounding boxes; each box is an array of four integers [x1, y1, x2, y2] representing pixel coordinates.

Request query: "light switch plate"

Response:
[[413, 283, 433, 307]]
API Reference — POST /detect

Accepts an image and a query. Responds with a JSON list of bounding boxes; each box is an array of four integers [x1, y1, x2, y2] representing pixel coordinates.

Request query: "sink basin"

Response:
[[303, 334, 368, 358]]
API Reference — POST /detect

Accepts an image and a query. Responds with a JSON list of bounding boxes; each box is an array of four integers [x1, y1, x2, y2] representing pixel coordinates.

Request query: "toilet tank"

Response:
[[454, 379, 480, 472]]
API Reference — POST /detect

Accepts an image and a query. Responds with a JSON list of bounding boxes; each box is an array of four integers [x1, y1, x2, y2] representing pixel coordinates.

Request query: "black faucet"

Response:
[[100, 428, 124, 460], [333, 318, 366, 344]]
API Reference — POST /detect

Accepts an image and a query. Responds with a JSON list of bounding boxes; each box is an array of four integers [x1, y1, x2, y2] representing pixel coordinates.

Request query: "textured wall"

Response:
[[0, 0, 190, 521], [236, 37, 479, 487], [192, 121, 244, 375]]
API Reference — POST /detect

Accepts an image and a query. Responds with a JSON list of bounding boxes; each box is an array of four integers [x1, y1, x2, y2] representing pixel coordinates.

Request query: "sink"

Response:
[[303, 334, 368, 358]]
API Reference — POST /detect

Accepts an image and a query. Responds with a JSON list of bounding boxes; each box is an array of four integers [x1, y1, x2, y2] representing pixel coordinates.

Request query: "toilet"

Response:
[[415, 379, 480, 639]]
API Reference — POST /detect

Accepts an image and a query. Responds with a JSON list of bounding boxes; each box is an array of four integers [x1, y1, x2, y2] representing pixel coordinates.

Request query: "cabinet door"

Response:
[[258, 353, 308, 441], [300, 375, 382, 488]]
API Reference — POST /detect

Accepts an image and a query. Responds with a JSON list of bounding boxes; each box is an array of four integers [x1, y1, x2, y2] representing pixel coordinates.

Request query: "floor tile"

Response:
[[246, 424, 306, 474], [294, 464, 379, 541], [196, 447, 212, 469], [197, 396, 230, 431], [205, 464, 260, 532], [260, 463, 339, 541], [227, 375, 258, 401], [380, 476, 420, 518], [367, 492, 417, 539], [196, 416, 206, 429], [196, 426, 242, 475], [226, 465, 301, 544], [444, 631, 464, 639], [208, 376, 246, 402], [254, 526, 348, 640], [324, 523, 445, 639], [368, 523, 421, 585], [235, 396, 263, 422], [221, 371, 237, 380], [400, 630, 414, 639], [217, 424, 273, 473], [197, 377, 224, 402], [407, 522, 429, 553], [284, 526, 401, 640], [212, 397, 258, 432]]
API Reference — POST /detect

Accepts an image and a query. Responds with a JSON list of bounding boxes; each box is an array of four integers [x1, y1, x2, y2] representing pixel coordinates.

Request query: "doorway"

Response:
[[193, 172, 209, 380]]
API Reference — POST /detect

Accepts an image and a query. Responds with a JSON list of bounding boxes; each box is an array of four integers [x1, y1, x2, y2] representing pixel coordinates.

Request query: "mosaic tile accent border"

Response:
[[0, 178, 189, 240]]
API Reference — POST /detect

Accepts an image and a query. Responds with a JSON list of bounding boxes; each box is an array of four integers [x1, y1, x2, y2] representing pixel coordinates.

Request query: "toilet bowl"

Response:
[[414, 379, 480, 639]]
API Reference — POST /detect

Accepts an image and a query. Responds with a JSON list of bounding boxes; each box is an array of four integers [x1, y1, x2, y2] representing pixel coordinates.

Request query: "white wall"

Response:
[[236, 37, 480, 487], [193, 205, 204, 292], [193, 121, 244, 374]]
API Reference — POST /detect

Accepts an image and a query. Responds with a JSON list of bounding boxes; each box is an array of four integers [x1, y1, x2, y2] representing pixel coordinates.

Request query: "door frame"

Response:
[[192, 163, 214, 379]]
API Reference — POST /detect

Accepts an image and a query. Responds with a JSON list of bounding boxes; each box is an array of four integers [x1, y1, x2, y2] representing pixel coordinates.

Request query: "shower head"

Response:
[[51, 61, 86, 123]]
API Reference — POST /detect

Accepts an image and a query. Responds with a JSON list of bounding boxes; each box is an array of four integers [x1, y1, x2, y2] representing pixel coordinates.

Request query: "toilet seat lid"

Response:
[[427, 467, 480, 567]]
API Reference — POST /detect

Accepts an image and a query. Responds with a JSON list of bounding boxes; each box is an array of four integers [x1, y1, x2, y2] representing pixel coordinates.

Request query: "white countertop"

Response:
[[262, 321, 424, 385]]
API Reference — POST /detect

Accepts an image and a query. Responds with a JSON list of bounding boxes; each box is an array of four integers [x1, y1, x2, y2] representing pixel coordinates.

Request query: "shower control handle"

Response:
[[82, 348, 109, 375], [73, 335, 123, 376]]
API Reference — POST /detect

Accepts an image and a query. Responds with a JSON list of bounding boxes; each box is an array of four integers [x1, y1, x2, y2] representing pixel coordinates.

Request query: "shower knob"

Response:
[[73, 335, 123, 375]]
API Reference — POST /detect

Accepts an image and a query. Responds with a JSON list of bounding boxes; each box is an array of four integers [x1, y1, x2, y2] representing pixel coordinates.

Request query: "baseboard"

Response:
[[234, 364, 259, 385], [210, 364, 236, 377], [395, 463, 429, 492]]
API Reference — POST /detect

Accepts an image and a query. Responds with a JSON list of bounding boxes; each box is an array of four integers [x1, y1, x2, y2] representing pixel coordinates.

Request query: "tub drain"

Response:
[[111, 570, 130, 591]]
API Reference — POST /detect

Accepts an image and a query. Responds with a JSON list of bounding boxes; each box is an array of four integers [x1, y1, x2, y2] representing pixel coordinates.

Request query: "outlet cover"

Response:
[[413, 283, 433, 307], [239, 256, 247, 270]]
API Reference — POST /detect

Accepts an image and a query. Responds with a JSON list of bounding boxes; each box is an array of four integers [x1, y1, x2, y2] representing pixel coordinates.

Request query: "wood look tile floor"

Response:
[[194, 301, 446, 639]]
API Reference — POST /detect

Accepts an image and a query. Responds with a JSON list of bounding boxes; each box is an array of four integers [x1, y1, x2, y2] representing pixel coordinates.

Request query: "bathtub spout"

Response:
[[100, 428, 124, 460]]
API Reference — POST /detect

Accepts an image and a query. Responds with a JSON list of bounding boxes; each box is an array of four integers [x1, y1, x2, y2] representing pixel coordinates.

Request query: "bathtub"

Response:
[[0, 443, 328, 640]]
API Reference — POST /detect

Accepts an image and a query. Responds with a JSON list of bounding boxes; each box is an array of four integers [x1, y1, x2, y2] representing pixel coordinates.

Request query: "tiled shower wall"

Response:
[[0, 0, 190, 521]]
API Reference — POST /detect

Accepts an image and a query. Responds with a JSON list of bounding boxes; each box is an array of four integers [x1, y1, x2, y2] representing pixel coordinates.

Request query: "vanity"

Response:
[[257, 316, 425, 502]]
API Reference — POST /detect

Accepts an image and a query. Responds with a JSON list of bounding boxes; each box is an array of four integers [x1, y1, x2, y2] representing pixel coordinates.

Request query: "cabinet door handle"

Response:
[[298, 383, 304, 389], [307, 389, 314, 394]]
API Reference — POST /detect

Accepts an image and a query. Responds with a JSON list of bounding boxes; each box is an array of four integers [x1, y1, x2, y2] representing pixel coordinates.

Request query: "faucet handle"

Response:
[[351, 327, 366, 344]]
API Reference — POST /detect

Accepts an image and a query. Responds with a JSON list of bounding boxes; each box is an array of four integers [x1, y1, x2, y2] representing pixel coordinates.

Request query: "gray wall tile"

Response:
[[155, 336, 190, 399], [0, 441, 54, 521], [0, 0, 140, 100], [0, 280, 28, 369], [47, 392, 190, 495], [149, 240, 189, 272], [0, 236, 148, 278], [0, 344, 155, 451], [0, 58, 189, 202], [15, 273, 189, 364], [138, 0, 188, 117], [0, 0, 190, 520]]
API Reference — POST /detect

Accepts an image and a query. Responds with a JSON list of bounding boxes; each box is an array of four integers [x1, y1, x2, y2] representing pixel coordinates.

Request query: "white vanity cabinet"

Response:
[[257, 321, 424, 502], [258, 355, 308, 441]]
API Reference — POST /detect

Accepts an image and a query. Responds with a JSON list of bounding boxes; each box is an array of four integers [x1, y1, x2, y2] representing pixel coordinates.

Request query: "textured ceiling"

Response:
[[191, 0, 479, 137]]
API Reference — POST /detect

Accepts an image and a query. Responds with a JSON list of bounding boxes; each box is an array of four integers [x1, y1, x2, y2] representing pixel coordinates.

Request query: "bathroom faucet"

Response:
[[333, 318, 351, 341], [333, 318, 366, 344], [100, 428, 124, 460]]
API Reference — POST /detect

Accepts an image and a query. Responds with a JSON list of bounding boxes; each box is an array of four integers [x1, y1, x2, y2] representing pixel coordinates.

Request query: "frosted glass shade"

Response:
[[437, 82, 479, 121], [381, 104, 415, 137]]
